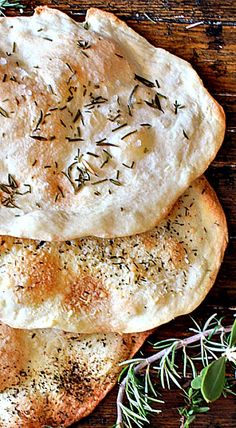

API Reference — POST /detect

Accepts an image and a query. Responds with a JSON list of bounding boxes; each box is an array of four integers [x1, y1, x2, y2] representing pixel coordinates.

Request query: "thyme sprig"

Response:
[[115, 314, 236, 428]]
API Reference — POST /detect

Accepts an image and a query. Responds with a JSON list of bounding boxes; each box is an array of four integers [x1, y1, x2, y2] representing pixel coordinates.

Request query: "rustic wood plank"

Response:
[[207, 168, 236, 238], [20, 0, 236, 23]]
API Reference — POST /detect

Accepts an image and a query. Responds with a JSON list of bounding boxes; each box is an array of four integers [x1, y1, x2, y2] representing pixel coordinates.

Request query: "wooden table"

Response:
[[9, 1, 236, 426]]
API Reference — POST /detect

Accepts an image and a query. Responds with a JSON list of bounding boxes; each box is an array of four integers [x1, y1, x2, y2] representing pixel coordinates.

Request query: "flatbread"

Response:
[[0, 177, 227, 333], [0, 6, 225, 240], [0, 322, 148, 427]]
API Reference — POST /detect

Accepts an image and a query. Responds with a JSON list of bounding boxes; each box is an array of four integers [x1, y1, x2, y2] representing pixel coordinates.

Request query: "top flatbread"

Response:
[[0, 7, 225, 240]]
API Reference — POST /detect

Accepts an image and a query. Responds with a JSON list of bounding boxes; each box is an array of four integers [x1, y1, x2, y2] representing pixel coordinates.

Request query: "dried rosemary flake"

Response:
[[87, 152, 99, 158], [156, 92, 167, 99], [78, 40, 91, 49], [174, 100, 185, 114], [33, 109, 43, 131], [30, 135, 48, 141], [112, 123, 128, 132], [122, 161, 135, 169], [0, 106, 9, 118], [121, 130, 137, 140], [103, 149, 112, 159], [183, 129, 189, 139], [110, 178, 123, 186], [81, 50, 89, 58], [73, 109, 83, 124], [128, 84, 139, 116], [57, 185, 64, 198], [66, 137, 84, 142], [82, 159, 96, 175], [140, 123, 152, 128], [42, 37, 53, 42], [96, 142, 120, 147], [134, 74, 155, 88], [145, 94, 164, 113], [8, 174, 18, 189], [65, 62, 74, 72], [83, 22, 90, 30], [91, 179, 108, 185], [100, 158, 109, 169], [60, 119, 67, 128]]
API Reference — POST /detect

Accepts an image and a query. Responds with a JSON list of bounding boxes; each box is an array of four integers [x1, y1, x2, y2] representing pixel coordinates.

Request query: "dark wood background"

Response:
[[8, 1, 236, 427]]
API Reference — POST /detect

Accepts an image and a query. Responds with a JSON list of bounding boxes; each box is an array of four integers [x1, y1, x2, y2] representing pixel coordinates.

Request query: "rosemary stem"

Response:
[[116, 324, 233, 426]]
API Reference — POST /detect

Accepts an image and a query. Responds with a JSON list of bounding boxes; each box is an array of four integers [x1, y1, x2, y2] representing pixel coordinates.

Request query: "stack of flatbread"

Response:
[[0, 6, 227, 427]]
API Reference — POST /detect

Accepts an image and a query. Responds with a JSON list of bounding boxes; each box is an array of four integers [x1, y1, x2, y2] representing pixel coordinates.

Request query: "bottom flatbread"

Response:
[[0, 323, 149, 427]]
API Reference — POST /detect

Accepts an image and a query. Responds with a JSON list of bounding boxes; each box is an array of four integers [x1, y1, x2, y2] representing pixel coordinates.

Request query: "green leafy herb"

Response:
[[0, 1, 24, 14], [229, 318, 236, 347], [179, 388, 210, 428], [201, 357, 226, 402], [115, 314, 236, 428]]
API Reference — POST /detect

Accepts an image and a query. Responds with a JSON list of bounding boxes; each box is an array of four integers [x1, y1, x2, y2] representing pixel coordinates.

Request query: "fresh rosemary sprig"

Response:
[[115, 314, 236, 428], [0, 0, 24, 14]]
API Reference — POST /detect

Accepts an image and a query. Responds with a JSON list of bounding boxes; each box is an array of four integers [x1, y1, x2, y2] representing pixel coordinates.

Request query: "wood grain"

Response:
[[3, 1, 236, 427]]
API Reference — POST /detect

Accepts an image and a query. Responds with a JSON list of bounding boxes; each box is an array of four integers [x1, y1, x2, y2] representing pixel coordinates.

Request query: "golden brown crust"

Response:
[[0, 326, 150, 427]]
